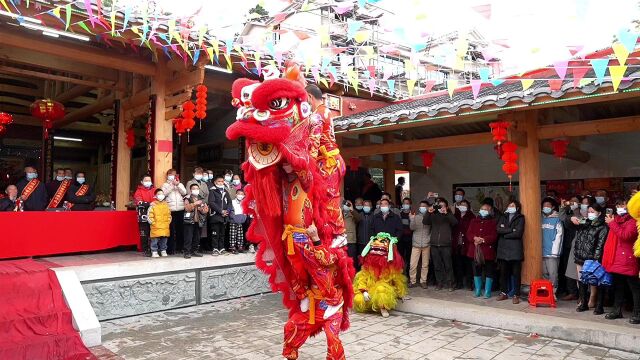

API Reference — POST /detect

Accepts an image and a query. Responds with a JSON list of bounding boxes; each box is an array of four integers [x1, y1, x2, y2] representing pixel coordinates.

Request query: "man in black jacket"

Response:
[[68, 171, 96, 211], [16, 166, 48, 211], [372, 199, 403, 238], [208, 174, 233, 255], [424, 197, 458, 291]]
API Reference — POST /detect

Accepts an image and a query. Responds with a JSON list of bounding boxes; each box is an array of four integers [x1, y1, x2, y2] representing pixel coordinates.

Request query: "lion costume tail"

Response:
[[628, 192, 640, 257]]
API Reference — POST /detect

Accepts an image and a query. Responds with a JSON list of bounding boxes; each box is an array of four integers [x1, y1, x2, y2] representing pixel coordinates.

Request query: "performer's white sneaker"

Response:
[[323, 301, 343, 319], [381, 309, 390, 318], [300, 297, 310, 312]]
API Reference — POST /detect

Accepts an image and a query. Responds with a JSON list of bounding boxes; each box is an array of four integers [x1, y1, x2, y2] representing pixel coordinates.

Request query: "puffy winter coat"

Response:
[[453, 211, 475, 255], [147, 200, 171, 238], [409, 213, 431, 248], [133, 184, 156, 204], [466, 217, 498, 261], [344, 210, 362, 244], [573, 217, 608, 265], [423, 211, 458, 247], [496, 213, 525, 261], [603, 214, 638, 276], [161, 181, 187, 211], [541, 211, 563, 258]]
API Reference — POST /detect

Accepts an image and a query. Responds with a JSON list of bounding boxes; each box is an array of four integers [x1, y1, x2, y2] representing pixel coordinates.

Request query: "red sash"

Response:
[[20, 179, 40, 201], [47, 179, 71, 208], [75, 184, 89, 196]]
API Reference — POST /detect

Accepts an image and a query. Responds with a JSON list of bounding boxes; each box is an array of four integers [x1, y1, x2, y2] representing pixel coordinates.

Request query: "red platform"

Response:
[[0, 211, 139, 259], [0, 259, 95, 360]]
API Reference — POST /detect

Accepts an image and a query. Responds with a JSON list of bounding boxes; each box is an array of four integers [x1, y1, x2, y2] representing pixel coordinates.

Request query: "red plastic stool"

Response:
[[528, 279, 556, 307]]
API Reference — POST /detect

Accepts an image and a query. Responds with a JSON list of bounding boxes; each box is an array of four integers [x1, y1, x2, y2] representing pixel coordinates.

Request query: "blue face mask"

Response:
[[355, 205, 363, 211], [479, 209, 489, 217], [587, 213, 598, 221], [419, 207, 427, 214], [595, 196, 605, 205], [76, 178, 85, 184], [542, 207, 553, 215], [402, 204, 411, 211], [342, 205, 351, 212], [380, 206, 390, 214], [363, 206, 371, 213], [56, 176, 65, 181], [26, 172, 38, 180], [505, 207, 517, 214], [454, 195, 464, 202]]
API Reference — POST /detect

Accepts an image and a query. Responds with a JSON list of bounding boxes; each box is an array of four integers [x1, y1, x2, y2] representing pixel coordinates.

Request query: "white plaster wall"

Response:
[[409, 131, 640, 204]]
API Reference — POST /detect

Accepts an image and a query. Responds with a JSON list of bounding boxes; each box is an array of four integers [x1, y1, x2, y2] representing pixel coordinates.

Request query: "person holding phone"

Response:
[[161, 169, 187, 254], [399, 198, 414, 275], [423, 197, 458, 291], [343, 199, 362, 267]]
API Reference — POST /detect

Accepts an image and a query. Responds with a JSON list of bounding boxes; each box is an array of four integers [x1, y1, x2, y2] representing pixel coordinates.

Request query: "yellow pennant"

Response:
[[319, 25, 331, 46], [211, 38, 220, 58], [319, 78, 329, 88], [613, 42, 630, 66], [579, 78, 594, 87], [447, 79, 458, 98], [521, 79, 535, 91], [206, 47, 214, 63], [407, 79, 416, 96], [363, 46, 375, 62], [110, 6, 116, 36], [198, 26, 207, 47], [131, 26, 140, 36], [347, 68, 359, 93], [0, 0, 9, 12], [52, 6, 61, 18], [354, 30, 370, 43], [224, 53, 232, 70], [168, 20, 175, 42], [609, 65, 627, 91]]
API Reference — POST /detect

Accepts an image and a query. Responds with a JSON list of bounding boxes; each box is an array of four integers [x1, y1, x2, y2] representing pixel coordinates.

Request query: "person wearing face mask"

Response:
[[208, 174, 233, 255], [453, 188, 466, 208], [45, 168, 70, 209], [453, 199, 475, 290], [134, 174, 156, 256], [147, 189, 171, 258], [229, 189, 248, 254], [16, 166, 48, 211], [423, 197, 459, 291], [373, 199, 403, 239], [183, 184, 209, 258], [594, 190, 608, 207], [356, 200, 375, 271], [571, 203, 609, 314], [67, 171, 96, 211], [408, 201, 432, 288], [343, 199, 363, 266], [223, 170, 237, 199], [64, 168, 73, 181], [540, 198, 563, 289], [206, 170, 214, 186], [374, 193, 401, 216], [161, 169, 187, 254], [398, 198, 414, 275], [354, 197, 364, 212], [0, 185, 19, 211], [232, 174, 243, 191], [466, 204, 498, 298], [557, 196, 583, 301], [602, 199, 640, 324], [496, 201, 525, 304], [187, 167, 210, 246]]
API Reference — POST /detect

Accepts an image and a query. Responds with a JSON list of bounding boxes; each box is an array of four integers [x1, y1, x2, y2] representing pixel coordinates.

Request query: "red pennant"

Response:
[[548, 79, 563, 91], [572, 66, 589, 88], [367, 65, 376, 78], [273, 12, 287, 24], [423, 80, 436, 93], [568, 45, 584, 57], [472, 4, 492, 19]]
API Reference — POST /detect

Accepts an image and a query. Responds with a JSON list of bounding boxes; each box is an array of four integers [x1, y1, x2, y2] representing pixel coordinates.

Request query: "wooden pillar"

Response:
[[383, 133, 396, 196], [114, 71, 131, 210], [515, 110, 542, 285], [152, 57, 171, 186]]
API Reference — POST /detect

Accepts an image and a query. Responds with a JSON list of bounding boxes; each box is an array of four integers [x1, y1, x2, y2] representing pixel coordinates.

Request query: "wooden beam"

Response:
[[0, 96, 32, 106], [0, 46, 118, 82], [55, 85, 93, 103], [11, 114, 112, 133], [537, 115, 640, 139], [0, 65, 117, 90], [517, 110, 542, 285], [153, 57, 170, 186], [121, 88, 152, 110], [0, 84, 40, 97], [54, 94, 115, 128], [0, 28, 156, 76], [165, 91, 193, 108], [383, 133, 396, 196], [539, 140, 591, 163], [341, 132, 493, 158], [115, 72, 132, 210], [167, 68, 205, 95]]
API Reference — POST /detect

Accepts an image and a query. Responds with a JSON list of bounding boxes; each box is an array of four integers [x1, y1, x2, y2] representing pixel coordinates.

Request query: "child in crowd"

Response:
[[147, 189, 171, 258], [229, 189, 247, 254]]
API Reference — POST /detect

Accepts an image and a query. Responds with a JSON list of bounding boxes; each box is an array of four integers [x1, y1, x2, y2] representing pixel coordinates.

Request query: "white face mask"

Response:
[[587, 212, 598, 221], [380, 206, 390, 213], [224, 175, 232, 182], [454, 195, 464, 202], [56, 175, 65, 181], [506, 207, 517, 214], [143, 181, 152, 188], [457, 206, 468, 213], [167, 175, 175, 181], [156, 194, 165, 201], [233, 179, 241, 186], [570, 203, 579, 210], [236, 195, 245, 201], [202, 174, 209, 181], [194, 174, 203, 181], [76, 178, 85, 184], [191, 190, 200, 196], [616, 208, 627, 216], [419, 206, 427, 214]]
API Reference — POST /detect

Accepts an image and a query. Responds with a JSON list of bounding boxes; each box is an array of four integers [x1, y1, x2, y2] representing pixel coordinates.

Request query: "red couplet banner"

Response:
[[0, 211, 139, 259]]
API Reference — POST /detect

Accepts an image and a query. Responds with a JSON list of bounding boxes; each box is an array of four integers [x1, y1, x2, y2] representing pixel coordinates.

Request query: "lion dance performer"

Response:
[[629, 191, 640, 257], [353, 232, 408, 318], [226, 65, 354, 360]]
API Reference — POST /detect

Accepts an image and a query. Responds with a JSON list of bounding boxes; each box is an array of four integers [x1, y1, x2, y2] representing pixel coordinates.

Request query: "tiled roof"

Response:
[[334, 67, 640, 131]]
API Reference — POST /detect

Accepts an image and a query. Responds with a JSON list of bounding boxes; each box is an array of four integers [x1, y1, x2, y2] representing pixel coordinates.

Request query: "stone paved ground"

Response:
[[98, 294, 640, 360]]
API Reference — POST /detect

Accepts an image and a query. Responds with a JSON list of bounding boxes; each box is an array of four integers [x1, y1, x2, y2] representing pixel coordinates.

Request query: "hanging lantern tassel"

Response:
[[550, 139, 570, 160], [502, 162, 519, 191], [489, 121, 511, 145], [173, 117, 186, 144], [421, 151, 436, 170]]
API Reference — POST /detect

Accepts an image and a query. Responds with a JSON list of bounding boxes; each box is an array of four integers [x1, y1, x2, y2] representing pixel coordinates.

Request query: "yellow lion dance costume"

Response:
[[629, 192, 640, 257], [353, 232, 408, 318]]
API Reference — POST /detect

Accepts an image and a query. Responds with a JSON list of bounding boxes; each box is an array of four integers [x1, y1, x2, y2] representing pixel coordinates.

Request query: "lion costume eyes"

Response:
[[269, 98, 290, 110]]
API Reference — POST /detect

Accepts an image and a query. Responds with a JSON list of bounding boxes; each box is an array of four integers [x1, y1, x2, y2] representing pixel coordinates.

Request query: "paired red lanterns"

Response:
[[181, 100, 196, 141], [195, 84, 207, 126], [349, 157, 361, 171], [421, 151, 436, 169], [489, 121, 510, 145], [30, 99, 65, 139], [550, 139, 570, 159], [126, 127, 135, 149]]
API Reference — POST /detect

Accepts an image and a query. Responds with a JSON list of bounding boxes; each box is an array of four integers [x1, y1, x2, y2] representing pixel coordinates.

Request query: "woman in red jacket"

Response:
[[603, 199, 640, 324], [453, 199, 476, 290], [466, 203, 499, 298]]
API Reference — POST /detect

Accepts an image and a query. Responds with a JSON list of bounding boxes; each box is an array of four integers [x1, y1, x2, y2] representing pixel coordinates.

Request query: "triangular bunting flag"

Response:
[[354, 30, 370, 43], [387, 79, 396, 96], [367, 65, 376, 78], [568, 45, 584, 57], [548, 79, 563, 91], [447, 79, 458, 98], [407, 79, 416, 96], [618, 29, 639, 52], [472, 4, 491, 19], [490, 79, 504, 86], [590, 58, 609, 84], [206, 47, 214, 63], [311, 66, 320, 83], [319, 78, 329, 89], [471, 79, 482, 99], [609, 65, 627, 91], [553, 60, 569, 80], [424, 80, 435, 93], [479, 67, 491, 82], [347, 20, 364, 39], [613, 42, 630, 65], [382, 67, 392, 81], [319, 25, 330, 46], [521, 79, 535, 91], [52, 6, 61, 18], [572, 66, 589, 87], [368, 78, 376, 96]]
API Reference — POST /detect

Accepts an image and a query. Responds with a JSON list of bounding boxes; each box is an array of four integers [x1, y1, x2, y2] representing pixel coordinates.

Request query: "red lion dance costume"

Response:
[[226, 65, 355, 360]]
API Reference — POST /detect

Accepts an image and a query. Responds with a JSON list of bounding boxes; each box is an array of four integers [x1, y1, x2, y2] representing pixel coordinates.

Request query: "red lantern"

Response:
[[173, 117, 186, 142], [489, 121, 510, 145], [30, 99, 65, 139], [501, 141, 517, 153], [195, 84, 208, 126], [421, 151, 436, 169], [502, 162, 519, 177], [126, 127, 135, 149], [501, 151, 518, 163], [550, 139, 570, 159], [0, 112, 13, 126], [349, 157, 361, 171]]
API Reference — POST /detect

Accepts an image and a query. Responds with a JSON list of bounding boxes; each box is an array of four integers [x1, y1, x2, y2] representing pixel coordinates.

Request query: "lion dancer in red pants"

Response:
[[306, 84, 348, 248]]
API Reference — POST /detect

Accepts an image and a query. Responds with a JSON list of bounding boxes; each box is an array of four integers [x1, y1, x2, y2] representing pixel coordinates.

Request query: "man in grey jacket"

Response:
[[423, 197, 458, 291], [409, 201, 432, 288]]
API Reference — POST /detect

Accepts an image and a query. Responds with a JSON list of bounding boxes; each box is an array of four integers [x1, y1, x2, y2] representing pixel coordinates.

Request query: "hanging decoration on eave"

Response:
[[421, 151, 435, 170], [349, 157, 361, 171], [181, 100, 196, 142], [195, 84, 208, 128], [126, 127, 136, 149], [550, 139, 570, 160], [489, 121, 510, 145], [30, 99, 65, 139], [0, 112, 13, 137], [173, 117, 186, 143], [500, 141, 518, 190]]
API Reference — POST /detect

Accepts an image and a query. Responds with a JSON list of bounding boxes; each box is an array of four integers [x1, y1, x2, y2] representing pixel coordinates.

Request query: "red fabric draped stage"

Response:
[[0, 259, 95, 360], [0, 211, 139, 259]]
